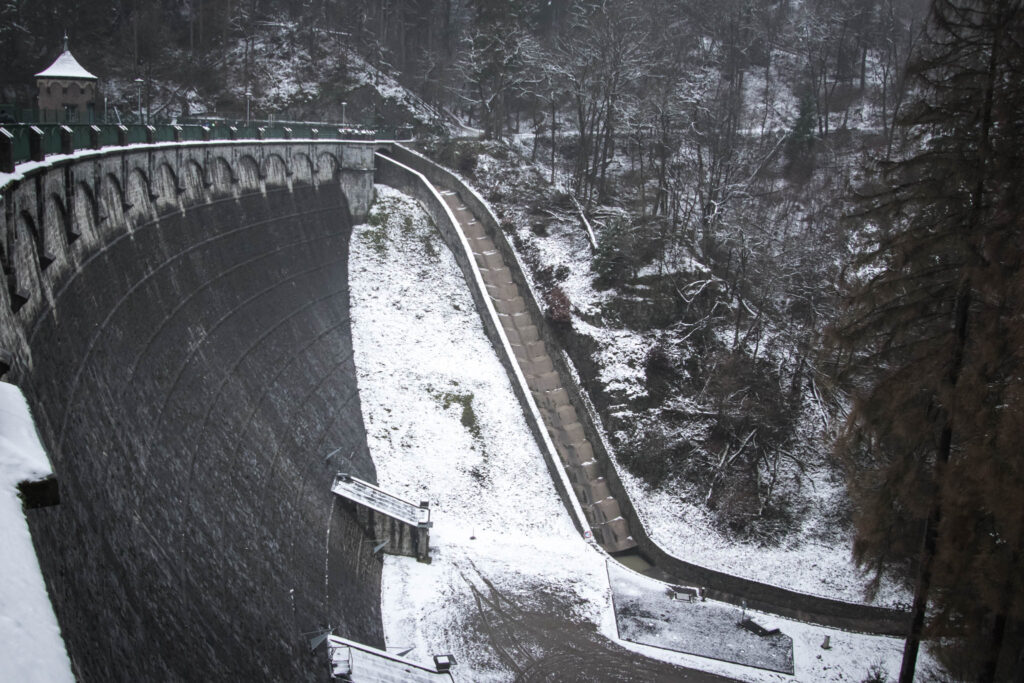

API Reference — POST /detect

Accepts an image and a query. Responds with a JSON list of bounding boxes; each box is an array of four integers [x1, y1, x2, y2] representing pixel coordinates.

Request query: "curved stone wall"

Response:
[[1, 143, 383, 681]]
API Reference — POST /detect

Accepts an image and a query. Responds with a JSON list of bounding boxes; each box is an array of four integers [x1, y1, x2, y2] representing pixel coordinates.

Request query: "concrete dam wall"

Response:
[[1, 141, 383, 680]]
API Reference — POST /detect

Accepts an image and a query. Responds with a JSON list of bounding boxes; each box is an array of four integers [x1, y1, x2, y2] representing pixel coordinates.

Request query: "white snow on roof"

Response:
[[0, 382, 75, 683], [331, 474, 429, 527], [327, 636, 452, 682], [35, 51, 97, 80]]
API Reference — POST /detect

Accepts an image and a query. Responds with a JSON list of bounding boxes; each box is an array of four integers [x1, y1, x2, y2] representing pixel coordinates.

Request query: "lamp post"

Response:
[[341, 101, 346, 126], [245, 90, 251, 126], [135, 78, 144, 124]]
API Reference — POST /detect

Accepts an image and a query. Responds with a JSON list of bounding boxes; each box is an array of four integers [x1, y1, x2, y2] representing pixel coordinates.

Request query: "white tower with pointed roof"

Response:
[[35, 34, 99, 123]]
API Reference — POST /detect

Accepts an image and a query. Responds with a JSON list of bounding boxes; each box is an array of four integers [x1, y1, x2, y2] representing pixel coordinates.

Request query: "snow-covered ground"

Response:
[[349, 185, 607, 679], [346, 184, 940, 681], [0, 383, 75, 683]]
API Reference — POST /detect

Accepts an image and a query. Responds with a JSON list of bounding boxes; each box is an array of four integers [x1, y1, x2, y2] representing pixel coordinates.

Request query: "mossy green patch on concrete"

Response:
[[431, 388, 481, 442]]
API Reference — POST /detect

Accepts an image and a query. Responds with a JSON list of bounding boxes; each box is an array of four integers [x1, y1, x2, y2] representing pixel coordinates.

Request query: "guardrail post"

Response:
[[28, 126, 45, 162], [145, 125, 157, 144], [228, 126, 238, 140], [201, 125, 211, 141], [0, 127, 14, 172], [256, 127, 266, 140], [59, 125, 74, 154], [172, 125, 183, 142], [282, 127, 292, 140], [89, 125, 102, 150], [117, 125, 128, 146], [310, 128, 319, 139]]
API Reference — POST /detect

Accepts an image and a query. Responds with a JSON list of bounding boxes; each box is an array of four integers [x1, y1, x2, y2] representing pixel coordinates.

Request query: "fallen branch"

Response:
[[570, 195, 599, 252]]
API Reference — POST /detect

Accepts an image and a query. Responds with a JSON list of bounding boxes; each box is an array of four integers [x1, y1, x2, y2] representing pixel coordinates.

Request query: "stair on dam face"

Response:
[[440, 189, 637, 554]]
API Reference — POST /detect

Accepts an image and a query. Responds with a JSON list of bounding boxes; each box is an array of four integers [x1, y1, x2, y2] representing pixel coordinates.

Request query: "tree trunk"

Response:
[[899, 285, 971, 683]]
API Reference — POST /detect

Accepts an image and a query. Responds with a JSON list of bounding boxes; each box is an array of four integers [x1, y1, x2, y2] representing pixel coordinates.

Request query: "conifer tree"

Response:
[[829, 0, 1024, 679]]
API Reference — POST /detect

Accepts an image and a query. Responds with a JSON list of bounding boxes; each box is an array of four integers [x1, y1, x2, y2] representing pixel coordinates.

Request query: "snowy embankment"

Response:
[[0, 383, 74, 682], [348, 185, 607, 679], [347, 185, 936, 681]]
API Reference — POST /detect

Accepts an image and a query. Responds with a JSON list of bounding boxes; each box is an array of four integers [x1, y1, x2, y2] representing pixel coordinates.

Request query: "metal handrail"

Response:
[[0, 120, 412, 170]]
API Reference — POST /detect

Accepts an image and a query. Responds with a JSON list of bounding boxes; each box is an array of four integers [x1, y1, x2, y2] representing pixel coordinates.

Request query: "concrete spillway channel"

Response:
[[439, 190, 637, 554], [378, 144, 910, 637]]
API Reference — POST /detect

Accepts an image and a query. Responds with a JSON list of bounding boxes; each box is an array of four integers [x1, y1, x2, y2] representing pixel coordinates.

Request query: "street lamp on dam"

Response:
[[134, 78, 144, 124]]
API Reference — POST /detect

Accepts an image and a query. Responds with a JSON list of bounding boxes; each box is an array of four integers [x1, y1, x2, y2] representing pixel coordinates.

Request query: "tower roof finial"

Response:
[[63, 31, 68, 52]]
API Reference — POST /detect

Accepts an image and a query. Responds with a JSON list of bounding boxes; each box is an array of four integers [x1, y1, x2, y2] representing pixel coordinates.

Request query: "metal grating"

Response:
[[331, 474, 429, 527], [327, 636, 453, 682]]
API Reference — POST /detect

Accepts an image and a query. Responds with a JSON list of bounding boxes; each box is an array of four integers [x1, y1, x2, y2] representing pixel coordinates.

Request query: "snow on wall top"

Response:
[[35, 51, 97, 80], [0, 381, 74, 683]]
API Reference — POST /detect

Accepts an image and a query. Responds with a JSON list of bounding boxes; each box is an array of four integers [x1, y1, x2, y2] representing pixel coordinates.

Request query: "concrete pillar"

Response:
[[116, 125, 128, 146], [59, 125, 73, 155], [89, 125, 101, 150], [28, 126, 45, 162], [0, 127, 13, 172], [416, 500, 431, 562]]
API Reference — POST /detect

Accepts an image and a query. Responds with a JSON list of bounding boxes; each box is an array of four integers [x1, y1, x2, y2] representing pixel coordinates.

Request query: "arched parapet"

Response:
[[152, 162, 183, 215], [0, 137, 378, 331], [41, 193, 72, 280], [290, 152, 315, 186], [316, 151, 341, 184], [236, 154, 262, 192], [260, 152, 291, 188], [208, 155, 236, 197], [124, 167, 156, 228], [178, 158, 207, 208], [6, 210, 41, 318], [98, 173, 127, 239]]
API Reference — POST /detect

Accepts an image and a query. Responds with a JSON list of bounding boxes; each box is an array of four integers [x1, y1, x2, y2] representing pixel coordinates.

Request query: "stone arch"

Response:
[[180, 159, 206, 206], [316, 151, 340, 183], [291, 152, 314, 185], [19, 210, 48, 270], [153, 162, 182, 214], [73, 181, 97, 243], [7, 212, 40, 312], [261, 153, 290, 187], [99, 173, 126, 233], [125, 168, 155, 226], [209, 156, 235, 196], [236, 155, 261, 192], [43, 192, 73, 261]]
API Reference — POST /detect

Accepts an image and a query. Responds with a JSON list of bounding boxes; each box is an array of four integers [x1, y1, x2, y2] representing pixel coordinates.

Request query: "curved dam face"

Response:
[[2, 145, 382, 680]]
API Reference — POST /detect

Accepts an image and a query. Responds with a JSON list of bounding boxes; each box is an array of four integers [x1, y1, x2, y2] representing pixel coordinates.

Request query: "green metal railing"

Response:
[[0, 119, 411, 170]]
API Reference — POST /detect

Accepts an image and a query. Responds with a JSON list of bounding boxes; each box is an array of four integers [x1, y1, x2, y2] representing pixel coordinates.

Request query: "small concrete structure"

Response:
[[327, 636, 454, 681], [35, 35, 98, 123], [331, 473, 432, 561]]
